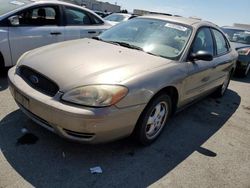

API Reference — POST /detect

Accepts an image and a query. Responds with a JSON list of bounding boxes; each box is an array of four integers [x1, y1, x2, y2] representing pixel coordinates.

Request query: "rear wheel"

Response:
[[244, 63, 250, 77], [134, 94, 172, 145], [0, 54, 5, 77], [236, 62, 250, 77]]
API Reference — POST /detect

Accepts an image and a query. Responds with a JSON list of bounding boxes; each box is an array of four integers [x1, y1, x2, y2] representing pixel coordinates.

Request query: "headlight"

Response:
[[61, 85, 128, 107], [237, 47, 250, 56]]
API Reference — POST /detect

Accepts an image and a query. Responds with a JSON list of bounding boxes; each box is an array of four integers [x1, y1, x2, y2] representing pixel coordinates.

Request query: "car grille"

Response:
[[18, 66, 59, 97]]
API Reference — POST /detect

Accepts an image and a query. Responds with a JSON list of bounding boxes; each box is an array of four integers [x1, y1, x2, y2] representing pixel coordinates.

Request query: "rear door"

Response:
[[62, 6, 107, 40], [183, 27, 216, 103], [210, 28, 234, 87], [8, 5, 65, 65]]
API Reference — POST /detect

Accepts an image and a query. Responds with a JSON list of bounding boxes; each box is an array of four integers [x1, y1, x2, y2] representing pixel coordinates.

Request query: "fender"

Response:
[[0, 27, 12, 67]]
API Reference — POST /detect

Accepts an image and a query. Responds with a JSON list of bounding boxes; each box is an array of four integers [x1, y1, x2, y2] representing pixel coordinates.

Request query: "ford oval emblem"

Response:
[[29, 75, 39, 84]]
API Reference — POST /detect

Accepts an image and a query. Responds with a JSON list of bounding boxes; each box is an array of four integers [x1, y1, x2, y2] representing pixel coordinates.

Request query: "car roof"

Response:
[[25, 0, 98, 12], [31, 0, 85, 7], [140, 14, 218, 28]]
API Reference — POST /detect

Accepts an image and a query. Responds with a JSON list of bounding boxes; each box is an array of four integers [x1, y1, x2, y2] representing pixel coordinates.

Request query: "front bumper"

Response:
[[8, 67, 145, 143]]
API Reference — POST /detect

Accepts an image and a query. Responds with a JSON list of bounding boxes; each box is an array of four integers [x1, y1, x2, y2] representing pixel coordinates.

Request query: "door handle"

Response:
[[88, 31, 97, 34], [50, 32, 62, 35], [202, 76, 210, 82]]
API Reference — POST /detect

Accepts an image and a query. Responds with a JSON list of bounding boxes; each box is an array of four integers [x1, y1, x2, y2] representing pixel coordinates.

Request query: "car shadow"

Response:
[[0, 89, 241, 187]]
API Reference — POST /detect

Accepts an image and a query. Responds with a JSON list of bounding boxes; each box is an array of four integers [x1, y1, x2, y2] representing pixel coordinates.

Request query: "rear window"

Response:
[[0, 0, 32, 15], [65, 7, 92, 25], [212, 29, 229, 55]]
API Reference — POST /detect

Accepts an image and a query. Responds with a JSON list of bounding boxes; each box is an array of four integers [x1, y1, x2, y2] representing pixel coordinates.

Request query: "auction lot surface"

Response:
[[0, 71, 249, 188]]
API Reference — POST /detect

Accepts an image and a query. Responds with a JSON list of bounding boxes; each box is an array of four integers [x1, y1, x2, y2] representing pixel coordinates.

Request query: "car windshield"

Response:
[[0, 0, 32, 15], [98, 18, 192, 60], [104, 14, 128, 22], [222, 28, 250, 45]]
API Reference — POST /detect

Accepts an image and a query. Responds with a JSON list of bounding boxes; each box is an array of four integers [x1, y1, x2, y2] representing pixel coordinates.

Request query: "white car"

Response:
[[104, 13, 134, 26], [0, 0, 111, 69]]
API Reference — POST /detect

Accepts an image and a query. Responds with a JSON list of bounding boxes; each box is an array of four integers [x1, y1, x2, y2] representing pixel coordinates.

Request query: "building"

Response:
[[63, 0, 120, 13], [233, 23, 250, 30], [133, 9, 172, 16]]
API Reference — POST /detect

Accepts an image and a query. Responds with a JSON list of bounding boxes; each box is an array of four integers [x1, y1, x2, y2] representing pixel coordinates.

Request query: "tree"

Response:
[[120, 9, 128, 13]]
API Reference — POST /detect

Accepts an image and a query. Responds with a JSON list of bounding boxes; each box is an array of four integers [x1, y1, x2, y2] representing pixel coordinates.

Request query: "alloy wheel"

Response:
[[245, 63, 250, 76], [145, 101, 168, 139]]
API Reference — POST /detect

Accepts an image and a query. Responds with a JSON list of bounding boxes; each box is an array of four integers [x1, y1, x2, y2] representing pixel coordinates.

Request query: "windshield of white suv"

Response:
[[0, 0, 32, 15], [98, 18, 192, 60], [222, 28, 250, 45]]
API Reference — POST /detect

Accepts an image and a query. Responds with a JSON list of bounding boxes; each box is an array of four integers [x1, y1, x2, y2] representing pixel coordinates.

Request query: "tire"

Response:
[[236, 63, 250, 78], [243, 62, 250, 77], [213, 71, 231, 98], [0, 53, 5, 77], [134, 94, 172, 145]]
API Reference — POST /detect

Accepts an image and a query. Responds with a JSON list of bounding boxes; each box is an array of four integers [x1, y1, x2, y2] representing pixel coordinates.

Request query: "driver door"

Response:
[[183, 27, 216, 103]]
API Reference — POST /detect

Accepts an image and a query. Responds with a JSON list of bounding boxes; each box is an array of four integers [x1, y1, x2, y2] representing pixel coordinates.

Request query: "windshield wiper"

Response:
[[111, 41, 144, 51], [100, 40, 143, 50], [115, 42, 169, 58], [144, 51, 168, 59], [92, 38, 124, 46], [92, 38, 143, 50], [93, 39, 169, 59]]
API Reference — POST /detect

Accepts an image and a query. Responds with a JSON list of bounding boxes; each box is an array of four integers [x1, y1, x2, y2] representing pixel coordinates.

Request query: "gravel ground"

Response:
[[0, 71, 249, 188]]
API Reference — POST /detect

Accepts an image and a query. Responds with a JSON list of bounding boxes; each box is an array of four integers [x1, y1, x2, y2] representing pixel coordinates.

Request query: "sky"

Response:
[[102, 0, 250, 26]]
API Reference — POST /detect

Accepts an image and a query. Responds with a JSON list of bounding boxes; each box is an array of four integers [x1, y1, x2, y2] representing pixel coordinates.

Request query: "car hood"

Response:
[[18, 38, 171, 92], [231, 42, 250, 50]]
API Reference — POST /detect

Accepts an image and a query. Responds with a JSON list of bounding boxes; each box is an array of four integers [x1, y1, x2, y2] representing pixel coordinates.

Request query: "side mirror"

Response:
[[8, 15, 20, 26], [189, 50, 213, 62]]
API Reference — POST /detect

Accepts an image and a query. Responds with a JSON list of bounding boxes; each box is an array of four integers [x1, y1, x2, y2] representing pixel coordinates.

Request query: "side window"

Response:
[[192, 27, 214, 55], [18, 6, 59, 26], [65, 7, 92, 25], [90, 15, 104, 25], [212, 29, 229, 55]]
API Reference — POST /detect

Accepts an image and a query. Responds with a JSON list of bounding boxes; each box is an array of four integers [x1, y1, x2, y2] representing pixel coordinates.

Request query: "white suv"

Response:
[[0, 0, 111, 69]]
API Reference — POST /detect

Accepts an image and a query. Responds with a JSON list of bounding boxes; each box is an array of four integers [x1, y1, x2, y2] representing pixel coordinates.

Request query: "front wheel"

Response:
[[134, 94, 172, 145], [244, 63, 250, 77]]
